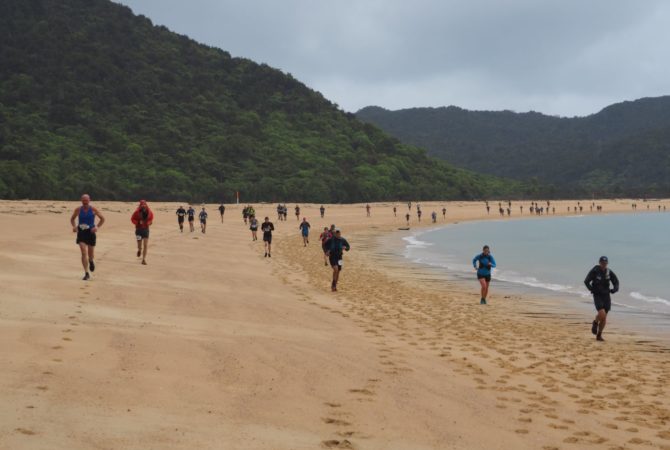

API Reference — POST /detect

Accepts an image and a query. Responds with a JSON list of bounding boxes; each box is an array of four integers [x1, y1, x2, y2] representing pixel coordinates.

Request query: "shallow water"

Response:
[[401, 212, 670, 329]]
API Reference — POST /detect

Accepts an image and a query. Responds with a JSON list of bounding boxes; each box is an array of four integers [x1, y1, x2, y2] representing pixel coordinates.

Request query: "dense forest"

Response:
[[0, 0, 534, 202], [357, 97, 670, 197]]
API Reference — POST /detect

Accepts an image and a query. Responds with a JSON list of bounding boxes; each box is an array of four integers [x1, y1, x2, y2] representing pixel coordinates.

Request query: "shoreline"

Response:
[[1, 199, 669, 449]]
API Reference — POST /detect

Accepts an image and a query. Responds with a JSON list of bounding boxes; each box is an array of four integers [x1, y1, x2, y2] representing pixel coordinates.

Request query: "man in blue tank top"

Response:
[[69, 194, 105, 280]]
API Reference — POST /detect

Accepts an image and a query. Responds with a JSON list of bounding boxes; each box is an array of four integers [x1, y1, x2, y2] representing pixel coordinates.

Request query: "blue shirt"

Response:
[[473, 253, 496, 277], [78, 206, 95, 229]]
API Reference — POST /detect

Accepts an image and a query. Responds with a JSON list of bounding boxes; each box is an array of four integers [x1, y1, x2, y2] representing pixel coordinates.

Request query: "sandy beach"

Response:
[[1, 199, 669, 450]]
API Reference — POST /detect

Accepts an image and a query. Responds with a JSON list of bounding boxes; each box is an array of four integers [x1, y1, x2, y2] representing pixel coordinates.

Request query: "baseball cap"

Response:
[[599, 256, 608, 263]]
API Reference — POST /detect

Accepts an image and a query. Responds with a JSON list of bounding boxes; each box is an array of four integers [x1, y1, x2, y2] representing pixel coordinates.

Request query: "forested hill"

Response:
[[357, 97, 670, 197], [0, 0, 531, 202]]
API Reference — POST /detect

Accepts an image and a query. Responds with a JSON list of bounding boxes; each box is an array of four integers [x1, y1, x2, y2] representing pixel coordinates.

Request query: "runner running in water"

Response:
[[584, 256, 619, 341], [320, 205, 325, 218], [319, 227, 332, 266], [218, 203, 225, 223], [249, 215, 259, 241], [324, 228, 350, 292], [199, 207, 208, 233], [187, 205, 196, 232], [176, 205, 186, 232], [131, 200, 153, 265], [261, 217, 274, 257], [70, 194, 105, 280], [473, 245, 496, 305], [299, 217, 311, 246]]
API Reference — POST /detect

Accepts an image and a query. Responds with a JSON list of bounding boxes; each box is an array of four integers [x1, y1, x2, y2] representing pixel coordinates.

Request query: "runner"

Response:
[[176, 205, 186, 232], [299, 217, 311, 246], [70, 194, 105, 280], [324, 228, 350, 292], [417, 209, 422, 222], [366, 204, 371, 217], [243, 206, 249, 225], [277, 204, 283, 221], [472, 245, 496, 305], [261, 217, 274, 257], [295, 205, 300, 221], [249, 215, 259, 241], [405, 212, 410, 226], [584, 256, 620, 341], [431, 211, 437, 223], [131, 200, 153, 265], [320, 205, 325, 218], [319, 227, 332, 266], [442, 207, 446, 219], [218, 203, 225, 223], [199, 207, 208, 233], [393, 206, 397, 217], [187, 205, 196, 232]]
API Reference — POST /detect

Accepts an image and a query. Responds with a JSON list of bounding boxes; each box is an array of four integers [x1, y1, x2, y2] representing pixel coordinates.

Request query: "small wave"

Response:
[[402, 235, 433, 249], [630, 292, 670, 307], [494, 272, 575, 293]]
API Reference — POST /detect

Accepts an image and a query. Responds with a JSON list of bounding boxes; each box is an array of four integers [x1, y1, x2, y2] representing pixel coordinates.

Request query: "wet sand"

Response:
[[0, 199, 668, 449]]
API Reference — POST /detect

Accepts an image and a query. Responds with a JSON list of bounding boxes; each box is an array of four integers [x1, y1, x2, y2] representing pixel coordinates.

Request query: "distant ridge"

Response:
[[357, 96, 670, 196]]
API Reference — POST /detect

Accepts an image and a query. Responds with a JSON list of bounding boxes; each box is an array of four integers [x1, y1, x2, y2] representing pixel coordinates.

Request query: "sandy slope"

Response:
[[0, 199, 668, 450]]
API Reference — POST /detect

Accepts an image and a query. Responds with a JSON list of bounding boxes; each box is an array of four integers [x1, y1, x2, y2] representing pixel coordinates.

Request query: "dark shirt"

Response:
[[324, 236, 351, 258], [584, 266, 619, 295]]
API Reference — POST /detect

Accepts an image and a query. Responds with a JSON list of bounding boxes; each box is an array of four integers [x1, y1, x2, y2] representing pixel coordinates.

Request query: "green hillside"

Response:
[[357, 97, 670, 197], [0, 0, 532, 202]]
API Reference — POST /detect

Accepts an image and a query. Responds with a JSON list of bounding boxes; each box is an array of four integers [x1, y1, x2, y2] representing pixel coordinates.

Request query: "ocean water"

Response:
[[402, 213, 670, 322]]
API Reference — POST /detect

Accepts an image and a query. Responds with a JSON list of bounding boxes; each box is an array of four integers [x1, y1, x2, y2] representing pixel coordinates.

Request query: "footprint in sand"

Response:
[[322, 417, 352, 426], [15, 428, 36, 435], [36, 386, 48, 391], [321, 439, 354, 449], [51, 346, 63, 350]]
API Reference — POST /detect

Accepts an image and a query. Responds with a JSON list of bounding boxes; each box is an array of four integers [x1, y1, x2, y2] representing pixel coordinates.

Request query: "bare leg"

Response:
[[142, 238, 148, 264], [596, 310, 607, 340], [479, 278, 488, 301], [136, 239, 142, 257], [79, 243, 89, 272], [87, 246, 95, 266], [331, 266, 340, 290]]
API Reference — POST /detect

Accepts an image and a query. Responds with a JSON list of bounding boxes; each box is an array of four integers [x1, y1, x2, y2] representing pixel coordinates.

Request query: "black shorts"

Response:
[[76, 229, 96, 246], [188, 216, 194, 222], [178, 217, 185, 223], [322, 243, 328, 253], [263, 233, 272, 243], [135, 228, 150, 240], [329, 254, 342, 270], [593, 294, 611, 313], [477, 274, 491, 282], [200, 220, 206, 225]]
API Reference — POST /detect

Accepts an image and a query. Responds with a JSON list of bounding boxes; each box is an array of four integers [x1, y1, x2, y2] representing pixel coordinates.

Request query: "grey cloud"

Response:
[[117, 0, 670, 116]]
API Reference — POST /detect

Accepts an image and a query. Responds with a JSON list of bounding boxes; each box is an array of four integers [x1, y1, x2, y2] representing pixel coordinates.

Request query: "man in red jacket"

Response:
[[131, 200, 154, 265]]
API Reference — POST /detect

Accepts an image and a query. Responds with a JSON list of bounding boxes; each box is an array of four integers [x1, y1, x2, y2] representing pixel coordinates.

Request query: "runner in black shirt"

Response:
[[176, 206, 186, 232], [261, 217, 275, 257]]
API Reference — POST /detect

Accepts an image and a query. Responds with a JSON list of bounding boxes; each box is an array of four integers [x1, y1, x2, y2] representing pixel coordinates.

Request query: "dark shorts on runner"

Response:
[[477, 274, 491, 282], [263, 233, 272, 243], [329, 254, 342, 270], [76, 229, 96, 247], [593, 294, 611, 313], [178, 217, 184, 224], [188, 216, 194, 222], [135, 228, 150, 240]]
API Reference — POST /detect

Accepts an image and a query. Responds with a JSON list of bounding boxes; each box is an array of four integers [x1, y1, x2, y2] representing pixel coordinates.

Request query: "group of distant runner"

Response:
[[71, 195, 640, 341]]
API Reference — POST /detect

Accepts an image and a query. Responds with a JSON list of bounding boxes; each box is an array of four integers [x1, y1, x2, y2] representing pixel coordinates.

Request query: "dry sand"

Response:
[[0, 199, 668, 450]]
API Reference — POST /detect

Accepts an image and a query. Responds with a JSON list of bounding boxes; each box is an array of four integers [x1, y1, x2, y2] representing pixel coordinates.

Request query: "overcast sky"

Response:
[[117, 0, 669, 117]]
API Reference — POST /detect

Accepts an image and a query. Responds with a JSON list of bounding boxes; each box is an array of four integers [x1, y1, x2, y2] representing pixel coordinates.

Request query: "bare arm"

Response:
[[70, 207, 80, 232], [92, 207, 105, 230]]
